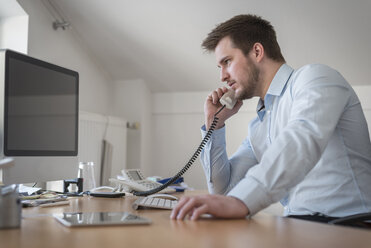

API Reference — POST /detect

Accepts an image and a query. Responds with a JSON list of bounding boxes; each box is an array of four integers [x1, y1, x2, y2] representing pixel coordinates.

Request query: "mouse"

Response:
[[148, 193, 178, 200]]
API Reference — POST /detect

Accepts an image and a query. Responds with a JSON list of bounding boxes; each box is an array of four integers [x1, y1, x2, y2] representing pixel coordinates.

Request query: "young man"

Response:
[[171, 14, 371, 221]]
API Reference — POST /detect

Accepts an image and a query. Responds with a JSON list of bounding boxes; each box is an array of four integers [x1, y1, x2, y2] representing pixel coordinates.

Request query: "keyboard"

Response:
[[132, 197, 178, 210]]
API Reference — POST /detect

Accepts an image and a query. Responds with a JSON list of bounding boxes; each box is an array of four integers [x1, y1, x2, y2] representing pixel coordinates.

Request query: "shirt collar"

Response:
[[266, 64, 294, 97], [256, 99, 266, 120], [255, 64, 294, 121]]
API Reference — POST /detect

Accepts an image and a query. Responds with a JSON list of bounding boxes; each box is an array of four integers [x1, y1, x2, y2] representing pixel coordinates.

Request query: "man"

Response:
[[170, 14, 371, 221]]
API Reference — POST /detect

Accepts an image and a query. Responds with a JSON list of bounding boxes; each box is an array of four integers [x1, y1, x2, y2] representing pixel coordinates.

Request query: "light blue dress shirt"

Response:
[[200, 64, 371, 217]]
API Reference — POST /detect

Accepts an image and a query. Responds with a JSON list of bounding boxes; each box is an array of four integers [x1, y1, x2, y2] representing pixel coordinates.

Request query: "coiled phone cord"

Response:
[[133, 105, 226, 196]]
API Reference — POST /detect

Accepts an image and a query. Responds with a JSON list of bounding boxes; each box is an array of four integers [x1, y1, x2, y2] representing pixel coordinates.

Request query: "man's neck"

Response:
[[259, 61, 285, 99]]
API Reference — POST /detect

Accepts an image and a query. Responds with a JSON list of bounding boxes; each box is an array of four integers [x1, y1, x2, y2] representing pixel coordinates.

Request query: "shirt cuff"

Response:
[[227, 176, 272, 216], [201, 124, 226, 146]]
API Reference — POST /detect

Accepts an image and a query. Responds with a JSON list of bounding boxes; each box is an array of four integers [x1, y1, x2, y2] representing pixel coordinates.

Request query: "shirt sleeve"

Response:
[[227, 65, 353, 215], [200, 124, 258, 195]]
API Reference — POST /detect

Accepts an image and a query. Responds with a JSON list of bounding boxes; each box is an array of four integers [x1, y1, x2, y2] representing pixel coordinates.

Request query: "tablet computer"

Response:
[[54, 212, 151, 227]]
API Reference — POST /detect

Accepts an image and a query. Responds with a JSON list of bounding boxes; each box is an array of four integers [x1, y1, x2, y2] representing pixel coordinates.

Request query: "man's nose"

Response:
[[220, 68, 229, 82]]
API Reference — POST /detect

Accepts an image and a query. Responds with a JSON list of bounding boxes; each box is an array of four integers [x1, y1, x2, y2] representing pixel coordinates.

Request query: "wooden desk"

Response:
[[1, 191, 370, 248]]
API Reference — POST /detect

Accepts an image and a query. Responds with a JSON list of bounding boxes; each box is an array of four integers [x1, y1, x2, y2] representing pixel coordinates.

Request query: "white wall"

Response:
[[17, 0, 113, 115], [0, 0, 28, 53], [151, 86, 371, 190], [111, 79, 152, 175], [0, 15, 28, 53]]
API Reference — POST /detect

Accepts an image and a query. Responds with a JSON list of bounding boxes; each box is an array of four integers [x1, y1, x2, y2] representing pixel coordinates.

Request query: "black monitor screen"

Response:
[[4, 50, 78, 156]]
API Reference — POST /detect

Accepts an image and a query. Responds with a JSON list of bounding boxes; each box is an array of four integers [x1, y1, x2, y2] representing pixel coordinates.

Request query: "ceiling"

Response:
[[52, 0, 371, 92]]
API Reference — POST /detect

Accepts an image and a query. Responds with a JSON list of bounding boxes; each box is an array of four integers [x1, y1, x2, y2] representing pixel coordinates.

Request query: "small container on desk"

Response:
[[0, 184, 21, 229]]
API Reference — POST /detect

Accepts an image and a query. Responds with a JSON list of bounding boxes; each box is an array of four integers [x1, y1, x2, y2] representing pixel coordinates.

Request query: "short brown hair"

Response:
[[202, 14, 285, 62]]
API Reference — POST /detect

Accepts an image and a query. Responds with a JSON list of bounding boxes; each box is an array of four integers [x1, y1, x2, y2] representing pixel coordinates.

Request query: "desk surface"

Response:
[[1, 191, 370, 248]]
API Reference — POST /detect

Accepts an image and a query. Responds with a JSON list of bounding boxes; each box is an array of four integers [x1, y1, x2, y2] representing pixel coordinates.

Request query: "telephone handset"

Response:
[[132, 90, 232, 197], [219, 88, 237, 109]]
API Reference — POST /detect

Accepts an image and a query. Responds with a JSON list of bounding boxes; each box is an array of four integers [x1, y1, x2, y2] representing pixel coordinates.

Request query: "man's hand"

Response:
[[205, 87, 243, 130], [170, 194, 249, 221]]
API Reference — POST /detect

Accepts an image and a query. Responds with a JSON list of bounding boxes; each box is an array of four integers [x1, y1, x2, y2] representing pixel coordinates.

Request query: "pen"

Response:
[[39, 200, 70, 208]]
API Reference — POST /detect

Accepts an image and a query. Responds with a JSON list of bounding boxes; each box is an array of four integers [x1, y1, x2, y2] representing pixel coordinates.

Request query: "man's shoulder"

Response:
[[294, 63, 337, 77], [290, 63, 348, 90]]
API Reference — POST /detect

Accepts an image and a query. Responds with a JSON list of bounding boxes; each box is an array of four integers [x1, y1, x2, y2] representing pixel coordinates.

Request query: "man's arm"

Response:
[[170, 90, 257, 221], [201, 128, 258, 194], [200, 87, 258, 195]]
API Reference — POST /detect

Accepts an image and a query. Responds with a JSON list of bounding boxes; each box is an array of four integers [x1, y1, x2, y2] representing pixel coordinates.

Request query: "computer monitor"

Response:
[[0, 49, 79, 185]]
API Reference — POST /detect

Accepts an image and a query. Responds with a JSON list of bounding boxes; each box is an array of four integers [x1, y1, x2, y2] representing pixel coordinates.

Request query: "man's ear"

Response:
[[252, 43, 264, 63]]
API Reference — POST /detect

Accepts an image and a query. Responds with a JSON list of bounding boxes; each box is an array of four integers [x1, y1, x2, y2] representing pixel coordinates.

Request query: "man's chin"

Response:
[[235, 89, 245, 101], [236, 90, 253, 101]]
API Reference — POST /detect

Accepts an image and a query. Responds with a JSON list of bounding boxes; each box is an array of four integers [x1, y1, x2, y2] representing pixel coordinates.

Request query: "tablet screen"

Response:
[[54, 212, 151, 227]]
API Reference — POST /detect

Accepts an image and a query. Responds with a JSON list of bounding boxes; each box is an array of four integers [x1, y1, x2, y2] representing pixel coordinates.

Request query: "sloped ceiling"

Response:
[[53, 0, 371, 92]]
